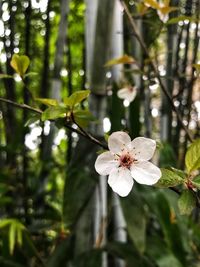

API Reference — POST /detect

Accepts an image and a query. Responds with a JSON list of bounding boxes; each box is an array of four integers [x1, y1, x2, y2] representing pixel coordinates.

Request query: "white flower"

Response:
[[117, 86, 137, 103], [95, 131, 161, 197]]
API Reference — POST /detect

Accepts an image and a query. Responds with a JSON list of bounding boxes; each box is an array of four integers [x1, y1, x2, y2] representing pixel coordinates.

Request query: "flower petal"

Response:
[[108, 131, 131, 154], [108, 167, 134, 197], [117, 87, 136, 103], [129, 137, 156, 161], [95, 151, 119, 175], [131, 161, 161, 185]]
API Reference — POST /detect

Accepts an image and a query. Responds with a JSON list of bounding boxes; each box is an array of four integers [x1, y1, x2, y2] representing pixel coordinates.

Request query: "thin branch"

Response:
[[0, 97, 108, 150], [65, 124, 108, 150], [70, 113, 108, 150], [120, 0, 193, 143], [0, 97, 42, 114]]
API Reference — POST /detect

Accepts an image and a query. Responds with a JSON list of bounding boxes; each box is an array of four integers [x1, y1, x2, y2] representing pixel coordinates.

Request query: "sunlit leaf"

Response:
[[0, 219, 12, 228], [185, 139, 200, 173], [155, 168, 185, 188], [143, 0, 160, 9], [16, 227, 23, 246], [41, 106, 67, 121], [10, 54, 30, 77], [64, 90, 90, 108], [9, 223, 16, 255], [158, 6, 178, 16], [35, 98, 59, 106], [136, 3, 149, 15], [104, 55, 135, 67], [178, 190, 196, 215]]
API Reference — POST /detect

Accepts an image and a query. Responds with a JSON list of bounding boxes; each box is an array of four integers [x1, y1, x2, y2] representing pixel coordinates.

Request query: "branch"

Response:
[[0, 97, 42, 114], [70, 113, 108, 150], [120, 0, 193, 143], [0, 97, 107, 150]]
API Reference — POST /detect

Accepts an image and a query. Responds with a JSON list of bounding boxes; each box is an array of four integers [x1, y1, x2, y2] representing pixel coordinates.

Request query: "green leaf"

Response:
[[10, 54, 30, 77], [41, 106, 67, 121], [72, 250, 102, 267], [143, 0, 160, 9], [0, 219, 12, 228], [64, 90, 90, 108], [121, 191, 146, 253], [168, 167, 186, 179], [192, 175, 200, 189], [107, 242, 155, 267], [73, 109, 95, 128], [178, 190, 196, 215], [35, 97, 59, 106], [47, 239, 73, 267], [104, 55, 135, 67], [185, 139, 200, 173], [9, 223, 16, 255], [63, 138, 98, 228], [16, 227, 23, 246], [155, 168, 185, 188]]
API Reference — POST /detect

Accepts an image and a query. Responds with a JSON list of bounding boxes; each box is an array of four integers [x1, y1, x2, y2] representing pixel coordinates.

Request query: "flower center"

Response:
[[119, 153, 134, 168]]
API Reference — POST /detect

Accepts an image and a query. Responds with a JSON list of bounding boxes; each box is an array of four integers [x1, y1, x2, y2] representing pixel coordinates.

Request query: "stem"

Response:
[[70, 113, 108, 150], [0, 97, 42, 113], [120, 0, 193, 143], [0, 97, 108, 150]]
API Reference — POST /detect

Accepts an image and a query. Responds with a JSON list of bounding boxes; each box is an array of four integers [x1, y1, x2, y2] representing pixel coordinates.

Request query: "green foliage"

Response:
[[10, 54, 30, 77], [178, 190, 196, 215], [153, 193, 186, 265], [64, 90, 90, 109], [159, 142, 176, 168], [107, 241, 155, 267], [104, 55, 135, 67], [0, 0, 200, 266], [121, 191, 146, 253], [185, 139, 200, 173], [41, 106, 67, 121], [156, 168, 185, 188], [0, 219, 25, 255], [63, 138, 98, 228], [192, 175, 200, 189], [142, 8, 163, 48], [35, 98, 59, 106]]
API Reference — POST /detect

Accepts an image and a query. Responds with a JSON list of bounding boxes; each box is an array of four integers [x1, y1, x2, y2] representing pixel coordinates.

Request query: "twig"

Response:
[[70, 113, 108, 150], [169, 187, 181, 195], [0, 97, 42, 114], [120, 0, 193, 143], [65, 123, 108, 150], [0, 97, 108, 150]]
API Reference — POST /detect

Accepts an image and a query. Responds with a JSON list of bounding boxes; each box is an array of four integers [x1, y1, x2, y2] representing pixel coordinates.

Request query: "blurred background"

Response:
[[0, 0, 200, 266]]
